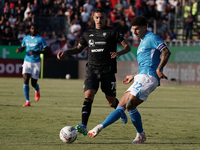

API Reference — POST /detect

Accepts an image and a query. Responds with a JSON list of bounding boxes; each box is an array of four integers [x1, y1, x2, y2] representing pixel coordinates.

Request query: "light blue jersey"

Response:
[[22, 34, 47, 63], [137, 31, 167, 82]]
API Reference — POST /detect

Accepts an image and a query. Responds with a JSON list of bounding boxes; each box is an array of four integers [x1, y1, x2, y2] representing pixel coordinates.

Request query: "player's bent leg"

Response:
[[31, 79, 40, 101], [106, 96, 128, 124], [117, 106, 127, 124], [88, 124, 103, 138]]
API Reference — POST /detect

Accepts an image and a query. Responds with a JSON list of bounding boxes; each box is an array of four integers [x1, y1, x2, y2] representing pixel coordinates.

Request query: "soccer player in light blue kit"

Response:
[[16, 24, 49, 107], [88, 16, 171, 143]]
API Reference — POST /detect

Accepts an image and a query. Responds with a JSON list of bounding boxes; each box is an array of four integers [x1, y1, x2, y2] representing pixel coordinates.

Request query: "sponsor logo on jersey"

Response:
[[88, 39, 95, 47], [89, 34, 94, 37], [137, 47, 145, 54], [26, 43, 37, 47], [103, 33, 106, 37], [95, 41, 106, 45], [91, 49, 104, 52]]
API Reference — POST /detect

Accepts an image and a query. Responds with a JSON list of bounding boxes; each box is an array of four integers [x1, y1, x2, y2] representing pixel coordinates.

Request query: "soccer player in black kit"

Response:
[[57, 7, 131, 136]]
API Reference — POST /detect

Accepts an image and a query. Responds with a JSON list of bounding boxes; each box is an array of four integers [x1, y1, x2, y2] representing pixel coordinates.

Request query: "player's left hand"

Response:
[[29, 50, 35, 55], [156, 69, 168, 80], [110, 52, 120, 59]]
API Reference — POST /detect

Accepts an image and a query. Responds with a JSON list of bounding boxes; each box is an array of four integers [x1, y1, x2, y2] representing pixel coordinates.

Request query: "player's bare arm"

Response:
[[122, 71, 138, 85], [156, 47, 171, 79], [110, 40, 131, 59], [57, 43, 86, 60], [29, 46, 49, 55], [16, 47, 25, 53]]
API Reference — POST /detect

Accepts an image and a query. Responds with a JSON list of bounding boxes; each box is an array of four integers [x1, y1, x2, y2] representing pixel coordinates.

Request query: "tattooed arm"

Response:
[[156, 47, 171, 79], [57, 43, 86, 60]]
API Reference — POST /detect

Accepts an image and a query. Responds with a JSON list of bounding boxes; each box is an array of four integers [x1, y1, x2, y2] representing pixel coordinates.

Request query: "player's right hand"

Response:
[[57, 51, 66, 60], [16, 47, 20, 53], [122, 75, 134, 85]]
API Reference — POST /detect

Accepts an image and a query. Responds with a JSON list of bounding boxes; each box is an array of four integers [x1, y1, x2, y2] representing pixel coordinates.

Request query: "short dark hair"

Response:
[[130, 16, 147, 26], [31, 23, 38, 29], [94, 7, 106, 13]]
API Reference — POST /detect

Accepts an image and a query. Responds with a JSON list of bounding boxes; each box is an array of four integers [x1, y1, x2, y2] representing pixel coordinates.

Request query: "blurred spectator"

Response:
[[146, 0, 156, 19], [185, 12, 193, 40], [122, 0, 131, 10], [15, 9, 23, 21], [95, 0, 102, 8], [42, 31, 50, 40], [118, 19, 130, 38], [156, 0, 166, 17], [110, 0, 118, 9], [169, 28, 176, 40], [0, 15, 6, 30], [4, 20, 12, 32], [191, 0, 197, 21], [183, 1, 190, 19], [74, 0, 81, 16], [8, 14, 17, 29], [2, 28, 13, 44], [17, 29, 26, 42], [15, 0, 25, 13], [81, 7, 90, 32], [103, 0, 111, 17], [65, 0, 73, 8], [9, 0, 17, 15], [3, 2, 10, 14], [23, 2, 32, 21], [31, 0, 40, 16], [135, 0, 145, 16], [159, 10, 168, 33], [58, 32, 67, 43], [159, 30, 167, 41], [125, 5, 135, 22], [64, 8, 71, 20], [168, 0, 178, 20], [115, 0, 123, 13], [16, 16, 25, 31], [83, 0, 94, 15], [71, 19, 81, 37], [110, 8, 120, 26], [67, 31, 76, 48], [51, 30, 58, 40], [165, 32, 171, 41], [61, 2, 67, 14]]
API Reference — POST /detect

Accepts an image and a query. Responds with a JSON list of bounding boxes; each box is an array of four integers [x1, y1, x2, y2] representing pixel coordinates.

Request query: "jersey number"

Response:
[[133, 81, 142, 91], [111, 82, 116, 90]]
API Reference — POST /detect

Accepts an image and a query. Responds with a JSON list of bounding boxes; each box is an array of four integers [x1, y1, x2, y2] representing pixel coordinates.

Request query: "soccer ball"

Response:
[[65, 74, 71, 80], [59, 126, 77, 143]]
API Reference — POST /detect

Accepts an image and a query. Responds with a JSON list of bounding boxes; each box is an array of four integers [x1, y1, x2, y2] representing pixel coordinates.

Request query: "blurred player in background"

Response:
[[57, 7, 131, 136], [88, 16, 171, 144], [16, 24, 49, 107]]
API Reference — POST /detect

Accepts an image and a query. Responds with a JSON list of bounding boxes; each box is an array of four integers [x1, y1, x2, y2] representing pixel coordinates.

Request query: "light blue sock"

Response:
[[23, 84, 29, 101], [128, 108, 143, 133], [101, 106, 125, 128], [34, 83, 39, 92]]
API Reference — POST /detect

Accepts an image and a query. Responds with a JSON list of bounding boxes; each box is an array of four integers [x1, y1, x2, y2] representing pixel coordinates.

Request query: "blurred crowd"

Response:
[[0, 0, 198, 46]]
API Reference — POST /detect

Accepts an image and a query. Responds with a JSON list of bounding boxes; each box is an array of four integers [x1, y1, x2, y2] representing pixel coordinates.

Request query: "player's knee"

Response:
[[31, 82, 36, 88], [126, 99, 135, 111], [23, 77, 29, 84]]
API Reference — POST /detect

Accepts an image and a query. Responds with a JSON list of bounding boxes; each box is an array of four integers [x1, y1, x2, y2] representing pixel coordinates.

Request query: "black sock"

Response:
[[82, 98, 93, 126]]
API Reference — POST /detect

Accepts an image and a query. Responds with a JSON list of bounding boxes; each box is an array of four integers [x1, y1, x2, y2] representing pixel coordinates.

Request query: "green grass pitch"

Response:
[[0, 77, 200, 150]]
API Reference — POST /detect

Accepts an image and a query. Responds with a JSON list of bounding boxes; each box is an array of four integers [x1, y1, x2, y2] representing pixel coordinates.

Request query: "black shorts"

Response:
[[84, 70, 116, 97]]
